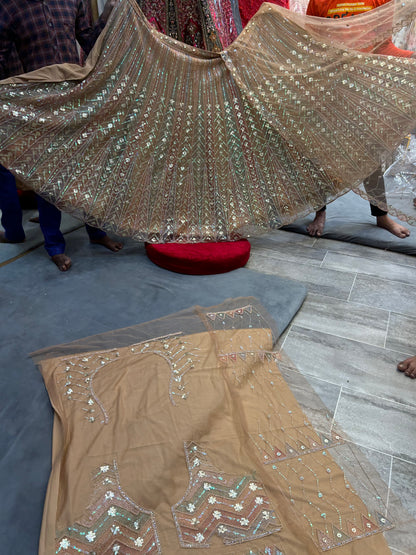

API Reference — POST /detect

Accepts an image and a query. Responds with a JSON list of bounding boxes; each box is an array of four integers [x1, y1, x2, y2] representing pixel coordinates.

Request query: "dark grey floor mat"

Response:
[[0, 228, 307, 553], [282, 191, 416, 255]]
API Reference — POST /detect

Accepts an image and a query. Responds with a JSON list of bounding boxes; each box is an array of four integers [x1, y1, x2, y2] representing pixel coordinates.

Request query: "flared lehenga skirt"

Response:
[[1, 0, 416, 241]]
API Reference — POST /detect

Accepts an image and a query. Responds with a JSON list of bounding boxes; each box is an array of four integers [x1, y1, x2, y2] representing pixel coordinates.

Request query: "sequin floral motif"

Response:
[[172, 442, 281, 547], [204, 304, 274, 358], [244, 548, 284, 555], [316, 512, 393, 551], [251, 429, 344, 464], [205, 305, 271, 333], [56, 333, 200, 423], [55, 461, 161, 553]]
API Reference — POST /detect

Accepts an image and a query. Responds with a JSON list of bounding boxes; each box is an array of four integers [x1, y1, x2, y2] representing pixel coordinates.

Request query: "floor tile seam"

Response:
[[385, 311, 416, 323], [330, 385, 343, 429], [319, 250, 329, 269], [251, 241, 325, 256], [249, 249, 326, 267], [339, 384, 416, 412], [335, 296, 411, 317], [290, 365, 416, 410], [347, 273, 358, 302], [384, 312, 392, 350], [0, 246, 38, 268], [303, 291, 391, 314], [392, 454, 416, 467], [326, 248, 416, 267], [326, 435, 416, 466], [353, 273, 416, 289], [321, 249, 416, 271], [385, 455, 394, 516], [298, 291, 353, 304], [320, 265, 416, 287], [277, 322, 293, 351], [288, 322, 388, 349], [389, 547, 412, 555]]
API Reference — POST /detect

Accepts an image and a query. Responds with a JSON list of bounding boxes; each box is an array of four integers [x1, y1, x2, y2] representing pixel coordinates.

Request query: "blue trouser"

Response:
[[1, 163, 106, 255], [0, 164, 25, 242], [37, 196, 106, 257]]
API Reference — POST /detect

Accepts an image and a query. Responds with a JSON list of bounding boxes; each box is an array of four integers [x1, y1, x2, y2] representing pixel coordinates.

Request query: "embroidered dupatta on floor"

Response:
[[0, 0, 416, 242], [33, 298, 395, 554]]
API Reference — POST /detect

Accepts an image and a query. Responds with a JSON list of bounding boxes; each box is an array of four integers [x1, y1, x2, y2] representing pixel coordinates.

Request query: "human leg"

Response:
[[85, 224, 123, 251], [0, 164, 25, 243], [364, 168, 410, 238], [37, 195, 72, 271], [307, 205, 326, 237]]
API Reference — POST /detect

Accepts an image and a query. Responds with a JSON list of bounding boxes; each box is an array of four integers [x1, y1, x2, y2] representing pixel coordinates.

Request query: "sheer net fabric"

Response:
[[33, 297, 402, 554], [0, 0, 416, 242]]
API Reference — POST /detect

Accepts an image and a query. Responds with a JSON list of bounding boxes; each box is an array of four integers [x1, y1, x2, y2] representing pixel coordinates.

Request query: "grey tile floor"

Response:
[[249, 230, 416, 554]]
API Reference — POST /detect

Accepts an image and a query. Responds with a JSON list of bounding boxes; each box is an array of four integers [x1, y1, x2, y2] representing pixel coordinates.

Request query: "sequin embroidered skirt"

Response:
[[1, 0, 416, 241]]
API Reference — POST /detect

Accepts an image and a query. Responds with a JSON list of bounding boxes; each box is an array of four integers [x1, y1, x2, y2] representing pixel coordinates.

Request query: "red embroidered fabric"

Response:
[[239, 0, 289, 27]]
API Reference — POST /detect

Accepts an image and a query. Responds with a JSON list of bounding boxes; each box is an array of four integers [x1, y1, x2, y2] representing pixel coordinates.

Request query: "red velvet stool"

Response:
[[145, 240, 251, 275]]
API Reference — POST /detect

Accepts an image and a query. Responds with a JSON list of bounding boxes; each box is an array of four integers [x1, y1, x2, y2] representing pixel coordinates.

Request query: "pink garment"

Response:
[[239, 0, 289, 27]]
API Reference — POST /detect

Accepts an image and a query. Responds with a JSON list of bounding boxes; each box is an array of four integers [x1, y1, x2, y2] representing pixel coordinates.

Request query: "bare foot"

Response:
[[51, 253, 72, 272], [376, 215, 410, 238], [397, 356, 416, 379], [90, 235, 123, 252], [0, 230, 25, 243], [307, 210, 326, 237]]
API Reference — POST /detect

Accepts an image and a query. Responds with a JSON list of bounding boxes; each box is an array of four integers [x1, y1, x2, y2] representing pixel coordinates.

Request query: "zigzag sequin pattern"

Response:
[[55, 334, 200, 423], [172, 442, 281, 547], [244, 548, 284, 555], [56, 461, 161, 554]]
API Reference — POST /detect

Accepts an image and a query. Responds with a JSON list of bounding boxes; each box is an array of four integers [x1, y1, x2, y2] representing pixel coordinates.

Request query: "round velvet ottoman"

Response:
[[145, 240, 251, 275]]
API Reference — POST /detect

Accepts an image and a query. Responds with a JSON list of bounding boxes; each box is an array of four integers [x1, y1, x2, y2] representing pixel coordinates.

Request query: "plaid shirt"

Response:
[[0, 0, 105, 79]]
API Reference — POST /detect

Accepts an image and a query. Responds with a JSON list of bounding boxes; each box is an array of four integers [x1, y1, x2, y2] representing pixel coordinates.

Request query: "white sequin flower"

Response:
[[108, 506, 117, 516], [111, 525, 120, 535], [249, 483, 258, 491], [193, 458, 200, 467], [208, 496, 216, 504], [105, 491, 115, 500], [255, 497, 264, 505], [187, 503, 196, 513], [203, 482, 211, 490], [134, 520, 139, 529], [86, 531, 96, 542], [240, 518, 249, 526], [228, 490, 237, 498], [59, 538, 70, 549], [234, 503, 243, 512], [262, 511, 270, 520], [213, 510, 222, 519], [195, 533, 205, 543], [113, 545, 120, 554], [100, 465, 109, 473], [218, 525, 227, 534], [134, 536, 144, 547], [197, 471, 206, 477]]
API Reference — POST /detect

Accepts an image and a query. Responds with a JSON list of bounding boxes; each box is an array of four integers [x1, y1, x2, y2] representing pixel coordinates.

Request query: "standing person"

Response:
[[0, 0, 122, 271], [305, 0, 415, 238]]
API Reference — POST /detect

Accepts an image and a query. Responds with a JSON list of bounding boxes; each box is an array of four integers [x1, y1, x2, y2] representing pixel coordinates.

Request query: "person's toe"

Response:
[[52, 254, 72, 271], [397, 357, 416, 379]]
